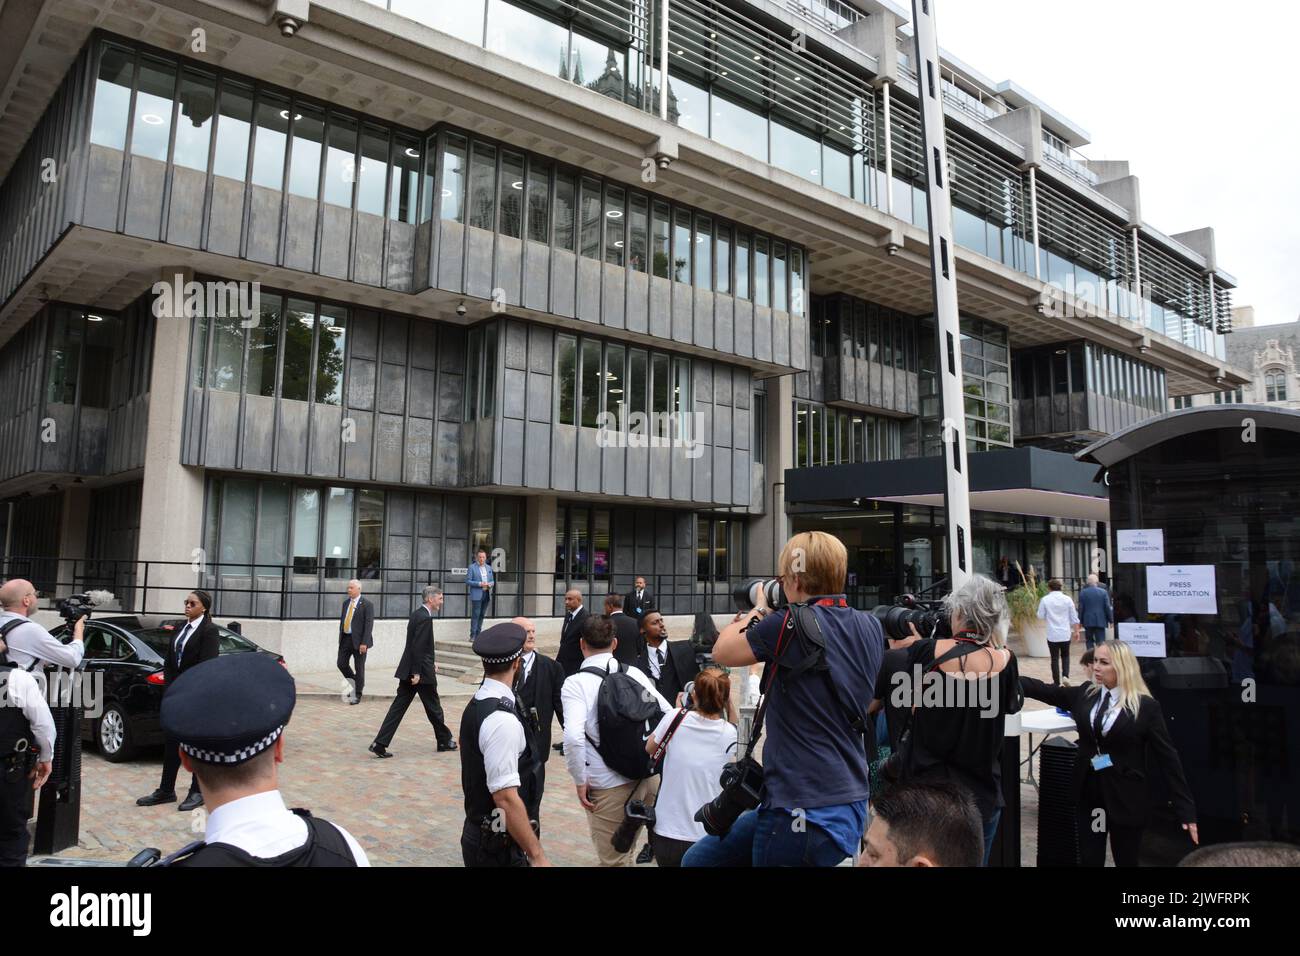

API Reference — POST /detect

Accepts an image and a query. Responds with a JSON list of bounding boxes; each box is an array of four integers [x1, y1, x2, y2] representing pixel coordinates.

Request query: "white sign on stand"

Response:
[[1117, 529, 1165, 563], [1146, 565, 1217, 615], [1117, 622, 1166, 657]]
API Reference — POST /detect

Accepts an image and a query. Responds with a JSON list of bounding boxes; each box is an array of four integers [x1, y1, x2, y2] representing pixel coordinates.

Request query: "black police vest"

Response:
[[460, 694, 538, 821], [0, 665, 33, 757], [167, 809, 357, 867]]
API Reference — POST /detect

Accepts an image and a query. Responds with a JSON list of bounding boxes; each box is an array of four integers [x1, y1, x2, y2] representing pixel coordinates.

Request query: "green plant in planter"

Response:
[[1006, 562, 1048, 630]]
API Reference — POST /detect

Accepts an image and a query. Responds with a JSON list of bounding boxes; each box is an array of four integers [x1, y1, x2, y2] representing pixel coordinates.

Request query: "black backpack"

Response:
[[580, 662, 664, 780]]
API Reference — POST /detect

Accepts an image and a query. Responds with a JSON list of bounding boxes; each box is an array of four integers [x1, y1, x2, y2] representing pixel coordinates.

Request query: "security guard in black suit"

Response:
[[459, 622, 551, 868], [634, 610, 700, 704]]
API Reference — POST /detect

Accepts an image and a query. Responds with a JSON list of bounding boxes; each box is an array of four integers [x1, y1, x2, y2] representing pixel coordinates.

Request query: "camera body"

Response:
[[733, 577, 785, 613], [54, 590, 114, 624], [871, 594, 950, 641], [611, 798, 656, 854]]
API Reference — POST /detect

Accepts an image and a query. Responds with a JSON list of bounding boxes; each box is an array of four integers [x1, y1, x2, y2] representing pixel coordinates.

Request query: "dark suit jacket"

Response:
[[163, 616, 219, 685], [1021, 677, 1196, 827], [608, 612, 644, 666], [338, 596, 375, 651], [623, 588, 656, 623], [395, 606, 436, 681], [557, 607, 589, 677], [635, 639, 699, 704], [1078, 586, 1113, 629], [518, 651, 565, 755]]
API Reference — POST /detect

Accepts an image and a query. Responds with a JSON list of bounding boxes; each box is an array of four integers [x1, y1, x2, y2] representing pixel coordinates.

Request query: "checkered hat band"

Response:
[[480, 649, 523, 665], [180, 724, 285, 765]]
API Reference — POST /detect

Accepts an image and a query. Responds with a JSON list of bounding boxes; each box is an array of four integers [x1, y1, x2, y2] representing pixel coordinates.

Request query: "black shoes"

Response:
[[369, 742, 393, 758], [437, 741, 459, 752], [349, 696, 362, 705], [178, 791, 204, 812], [136, 789, 177, 807], [636, 843, 655, 865]]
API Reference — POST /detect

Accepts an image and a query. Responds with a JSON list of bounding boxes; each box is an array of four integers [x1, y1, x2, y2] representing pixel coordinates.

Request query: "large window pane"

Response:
[[651, 201, 670, 278], [791, 248, 805, 315], [282, 299, 315, 401], [486, 0, 568, 79], [468, 142, 497, 230], [292, 487, 320, 572], [526, 159, 550, 243], [668, 72, 709, 136], [466, 328, 481, 420], [391, 0, 486, 44], [357, 489, 384, 577], [712, 94, 767, 161], [389, 135, 421, 223], [823, 143, 851, 196], [130, 57, 176, 162], [570, 507, 588, 578], [322, 115, 357, 208], [754, 236, 770, 307], [500, 151, 524, 237], [771, 120, 821, 184], [580, 339, 601, 427], [173, 70, 216, 171], [673, 208, 691, 283], [212, 82, 252, 180], [440, 133, 467, 222], [628, 193, 648, 272], [256, 481, 291, 568], [773, 242, 788, 311], [81, 313, 116, 409], [629, 348, 647, 415], [90, 44, 134, 150], [220, 479, 257, 571], [246, 295, 280, 398], [557, 334, 577, 425], [592, 509, 610, 581], [715, 224, 732, 294], [605, 344, 626, 422], [604, 186, 625, 265], [571, 31, 626, 102], [287, 107, 324, 198], [315, 305, 346, 405], [208, 312, 244, 393], [735, 232, 750, 299], [251, 95, 289, 189], [357, 126, 388, 215], [554, 170, 576, 251], [482, 323, 497, 417], [652, 353, 669, 436], [694, 216, 712, 290], [580, 177, 602, 259], [323, 487, 354, 578]]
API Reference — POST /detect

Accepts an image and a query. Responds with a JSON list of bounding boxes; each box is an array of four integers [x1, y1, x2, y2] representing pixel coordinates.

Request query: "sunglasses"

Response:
[[183, 600, 200, 607]]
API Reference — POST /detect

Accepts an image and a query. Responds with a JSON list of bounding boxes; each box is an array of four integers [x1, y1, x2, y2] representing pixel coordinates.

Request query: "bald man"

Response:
[[337, 579, 375, 704], [555, 589, 588, 678], [1078, 573, 1113, 650], [0, 579, 85, 672], [514, 617, 565, 828]]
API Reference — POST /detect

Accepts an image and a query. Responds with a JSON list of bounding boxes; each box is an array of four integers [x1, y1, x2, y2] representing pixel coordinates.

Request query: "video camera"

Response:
[[54, 590, 115, 624], [870, 594, 951, 641]]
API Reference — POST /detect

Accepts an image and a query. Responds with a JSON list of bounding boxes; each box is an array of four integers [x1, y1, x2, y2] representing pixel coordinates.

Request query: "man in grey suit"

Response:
[[369, 587, 457, 757], [1078, 574, 1113, 650], [337, 579, 375, 704]]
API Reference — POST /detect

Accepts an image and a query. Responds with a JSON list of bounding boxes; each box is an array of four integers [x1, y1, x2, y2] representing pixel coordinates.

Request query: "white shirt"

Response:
[[0, 612, 85, 672], [342, 597, 359, 634], [521, 651, 535, 686], [650, 710, 737, 842], [1037, 591, 1079, 643], [1089, 687, 1124, 736], [474, 677, 527, 794], [0, 666, 56, 761], [202, 789, 370, 865], [645, 641, 666, 680], [561, 652, 671, 790], [174, 615, 204, 660]]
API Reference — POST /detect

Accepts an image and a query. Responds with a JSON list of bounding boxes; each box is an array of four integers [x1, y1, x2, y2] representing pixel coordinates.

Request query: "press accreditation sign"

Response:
[[1117, 529, 1164, 563], [1117, 622, 1166, 657], [1147, 565, 1217, 615]]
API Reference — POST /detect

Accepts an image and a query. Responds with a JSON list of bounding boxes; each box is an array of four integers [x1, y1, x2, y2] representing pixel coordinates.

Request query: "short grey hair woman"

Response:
[[942, 573, 1010, 649]]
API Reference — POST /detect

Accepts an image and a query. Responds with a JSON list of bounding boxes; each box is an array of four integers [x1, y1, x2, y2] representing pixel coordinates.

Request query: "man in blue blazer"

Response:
[[1078, 574, 1113, 649], [467, 550, 495, 640]]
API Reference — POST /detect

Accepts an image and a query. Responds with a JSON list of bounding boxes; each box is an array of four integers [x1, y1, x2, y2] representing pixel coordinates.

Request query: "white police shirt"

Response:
[[0, 666, 56, 761], [474, 677, 528, 794], [561, 652, 670, 790], [202, 789, 370, 865]]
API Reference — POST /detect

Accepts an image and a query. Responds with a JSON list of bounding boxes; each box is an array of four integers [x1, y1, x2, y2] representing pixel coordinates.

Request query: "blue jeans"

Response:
[[680, 809, 848, 867], [982, 808, 1002, 867], [1085, 626, 1106, 649], [469, 599, 487, 638]]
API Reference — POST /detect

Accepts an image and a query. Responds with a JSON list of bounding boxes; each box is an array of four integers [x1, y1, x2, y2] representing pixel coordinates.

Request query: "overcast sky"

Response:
[[931, 0, 1298, 327]]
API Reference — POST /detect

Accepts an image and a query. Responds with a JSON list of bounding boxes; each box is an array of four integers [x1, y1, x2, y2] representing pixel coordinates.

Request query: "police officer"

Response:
[[459, 622, 551, 868], [158, 654, 370, 866], [0, 636, 55, 867]]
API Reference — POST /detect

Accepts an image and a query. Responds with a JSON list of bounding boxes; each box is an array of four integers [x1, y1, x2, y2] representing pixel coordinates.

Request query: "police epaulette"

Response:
[[159, 839, 206, 866]]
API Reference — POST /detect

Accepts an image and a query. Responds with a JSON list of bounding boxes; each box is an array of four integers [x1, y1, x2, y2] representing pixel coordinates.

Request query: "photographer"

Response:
[[682, 531, 883, 868], [643, 669, 738, 867], [874, 574, 1021, 866], [0, 579, 86, 672]]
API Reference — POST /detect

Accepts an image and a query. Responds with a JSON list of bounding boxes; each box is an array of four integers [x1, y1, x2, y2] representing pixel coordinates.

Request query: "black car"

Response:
[[53, 616, 285, 762]]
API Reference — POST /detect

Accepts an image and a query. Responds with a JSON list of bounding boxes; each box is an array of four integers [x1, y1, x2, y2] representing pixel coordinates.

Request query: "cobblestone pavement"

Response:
[[36, 644, 1083, 867]]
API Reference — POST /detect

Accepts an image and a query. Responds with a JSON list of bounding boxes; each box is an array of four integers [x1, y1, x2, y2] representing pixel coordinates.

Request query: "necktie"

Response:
[[175, 622, 194, 662], [637, 590, 643, 603], [344, 600, 355, 632], [1093, 691, 1110, 742]]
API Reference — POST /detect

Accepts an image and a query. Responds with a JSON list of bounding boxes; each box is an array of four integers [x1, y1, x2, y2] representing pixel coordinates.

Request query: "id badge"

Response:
[[1091, 753, 1113, 771]]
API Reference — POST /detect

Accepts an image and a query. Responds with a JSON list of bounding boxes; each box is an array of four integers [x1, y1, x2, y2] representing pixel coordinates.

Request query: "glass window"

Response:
[[357, 126, 388, 216], [673, 357, 690, 418], [389, 135, 421, 223], [571, 31, 626, 102], [292, 487, 320, 573], [315, 305, 346, 405], [282, 299, 316, 402], [251, 95, 290, 189], [838, 413, 850, 464], [773, 243, 788, 312], [130, 57, 176, 162], [357, 489, 384, 577], [317, 115, 358, 208], [556, 334, 577, 425], [173, 70, 216, 171], [790, 249, 805, 316], [466, 328, 482, 420], [694, 216, 712, 289], [323, 487, 354, 578], [80, 313, 116, 409], [439, 133, 467, 222], [735, 232, 750, 299], [581, 339, 601, 427], [629, 348, 647, 415], [569, 507, 588, 578], [212, 81, 252, 181], [895, 315, 905, 368], [554, 170, 576, 251], [605, 186, 625, 265], [771, 120, 821, 184], [953, 206, 987, 256], [486, 0, 568, 79], [90, 44, 134, 150], [246, 294, 280, 398], [287, 107, 324, 198], [605, 344, 626, 422], [391, 0, 486, 44], [580, 178, 602, 259], [697, 519, 710, 583], [500, 151, 524, 237], [823, 142, 851, 197], [809, 405, 822, 466], [668, 73, 709, 137], [715, 224, 732, 294], [208, 312, 244, 393], [256, 481, 290, 569], [652, 353, 670, 437], [482, 323, 497, 417], [795, 403, 808, 466], [753, 392, 766, 464], [628, 193, 648, 273], [673, 209, 692, 283], [468, 141, 497, 230], [712, 93, 767, 162], [651, 201, 670, 278], [526, 159, 550, 243], [754, 236, 770, 307]]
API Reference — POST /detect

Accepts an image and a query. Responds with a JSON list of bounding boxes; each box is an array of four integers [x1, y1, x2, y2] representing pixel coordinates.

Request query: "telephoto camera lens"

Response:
[[611, 799, 655, 854], [694, 758, 765, 837]]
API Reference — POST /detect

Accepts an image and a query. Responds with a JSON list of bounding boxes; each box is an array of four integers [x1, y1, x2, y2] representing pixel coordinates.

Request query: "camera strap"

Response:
[[649, 707, 690, 773], [0, 619, 37, 671]]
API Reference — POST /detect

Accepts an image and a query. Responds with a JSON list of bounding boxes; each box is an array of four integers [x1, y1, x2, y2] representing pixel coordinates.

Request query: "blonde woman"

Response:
[[1021, 640, 1198, 866]]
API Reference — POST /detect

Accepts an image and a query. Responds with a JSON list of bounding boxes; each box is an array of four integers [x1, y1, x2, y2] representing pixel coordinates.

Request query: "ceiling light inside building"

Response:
[[606, 209, 623, 218], [511, 181, 523, 189], [405, 147, 419, 158], [140, 113, 164, 125], [279, 110, 303, 121], [86, 314, 103, 322], [614, 240, 624, 248]]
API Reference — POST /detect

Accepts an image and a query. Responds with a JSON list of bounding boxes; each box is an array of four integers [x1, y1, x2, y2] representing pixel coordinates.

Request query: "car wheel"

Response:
[[98, 702, 135, 762]]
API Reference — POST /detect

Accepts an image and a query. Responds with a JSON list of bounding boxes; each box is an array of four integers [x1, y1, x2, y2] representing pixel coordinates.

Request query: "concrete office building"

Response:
[[0, 0, 1246, 639]]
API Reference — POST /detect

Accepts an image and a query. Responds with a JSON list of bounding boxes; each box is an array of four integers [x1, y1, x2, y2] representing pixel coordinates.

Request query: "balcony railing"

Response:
[[784, 0, 864, 34]]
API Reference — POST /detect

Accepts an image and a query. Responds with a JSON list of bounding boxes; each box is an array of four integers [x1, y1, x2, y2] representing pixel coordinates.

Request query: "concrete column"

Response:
[[138, 267, 205, 615], [747, 374, 795, 575], [55, 486, 91, 598], [523, 494, 557, 617]]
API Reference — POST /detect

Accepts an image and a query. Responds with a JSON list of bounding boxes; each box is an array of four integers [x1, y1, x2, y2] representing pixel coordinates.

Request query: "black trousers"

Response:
[[0, 772, 34, 867], [374, 678, 453, 748], [649, 830, 694, 867], [1077, 776, 1144, 866], [1049, 641, 1071, 684], [460, 818, 528, 867], [158, 735, 199, 796], [337, 637, 366, 700]]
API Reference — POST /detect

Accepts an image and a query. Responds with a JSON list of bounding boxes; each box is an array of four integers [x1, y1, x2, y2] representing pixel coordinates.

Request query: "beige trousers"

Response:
[[587, 776, 661, 867]]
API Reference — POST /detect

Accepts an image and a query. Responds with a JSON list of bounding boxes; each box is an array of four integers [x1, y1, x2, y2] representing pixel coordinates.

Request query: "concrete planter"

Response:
[[1011, 618, 1050, 658]]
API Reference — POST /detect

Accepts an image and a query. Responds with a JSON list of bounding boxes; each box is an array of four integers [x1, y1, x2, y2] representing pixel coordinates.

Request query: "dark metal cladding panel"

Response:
[[343, 410, 374, 481], [524, 420, 551, 488], [282, 195, 317, 272], [790, 311, 809, 371], [386, 221, 416, 292], [438, 220, 465, 294], [694, 289, 713, 350], [753, 305, 773, 363], [353, 212, 385, 287], [275, 400, 310, 475], [404, 416, 433, 485], [551, 249, 576, 318], [347, 358, 376, 411], [602, 264, 626, 331], [714, 294, 734, 357], [577, 257, 601, 325], [649, 276, 671, 339], [733, 299, 754, 360], [550, 424, 576, 492], [626, 270, 649, 335], [378, 363, 407, 416], [626, 442, 648, 499], [671, 282, 692, 345], [501, 418, 525, 486], [408, 368, 436, 419], [206, 177, 245, 257], [203, 390, 240, 469], [497, 234, 522, 306], [241, 394, 275, 472], [465, 226, 494, 299], [502, 368, 526, 419], [245, 185, 281, 264], [318, 204, 352, 279], [576, 426, 601, 493], [81, 145, 123, 232], [772, 310, 790, 367], [434, 420, 460, 485], [165, 166, 205, 248], [311, 404, 343, 476], [523, 241, 550, 312]]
